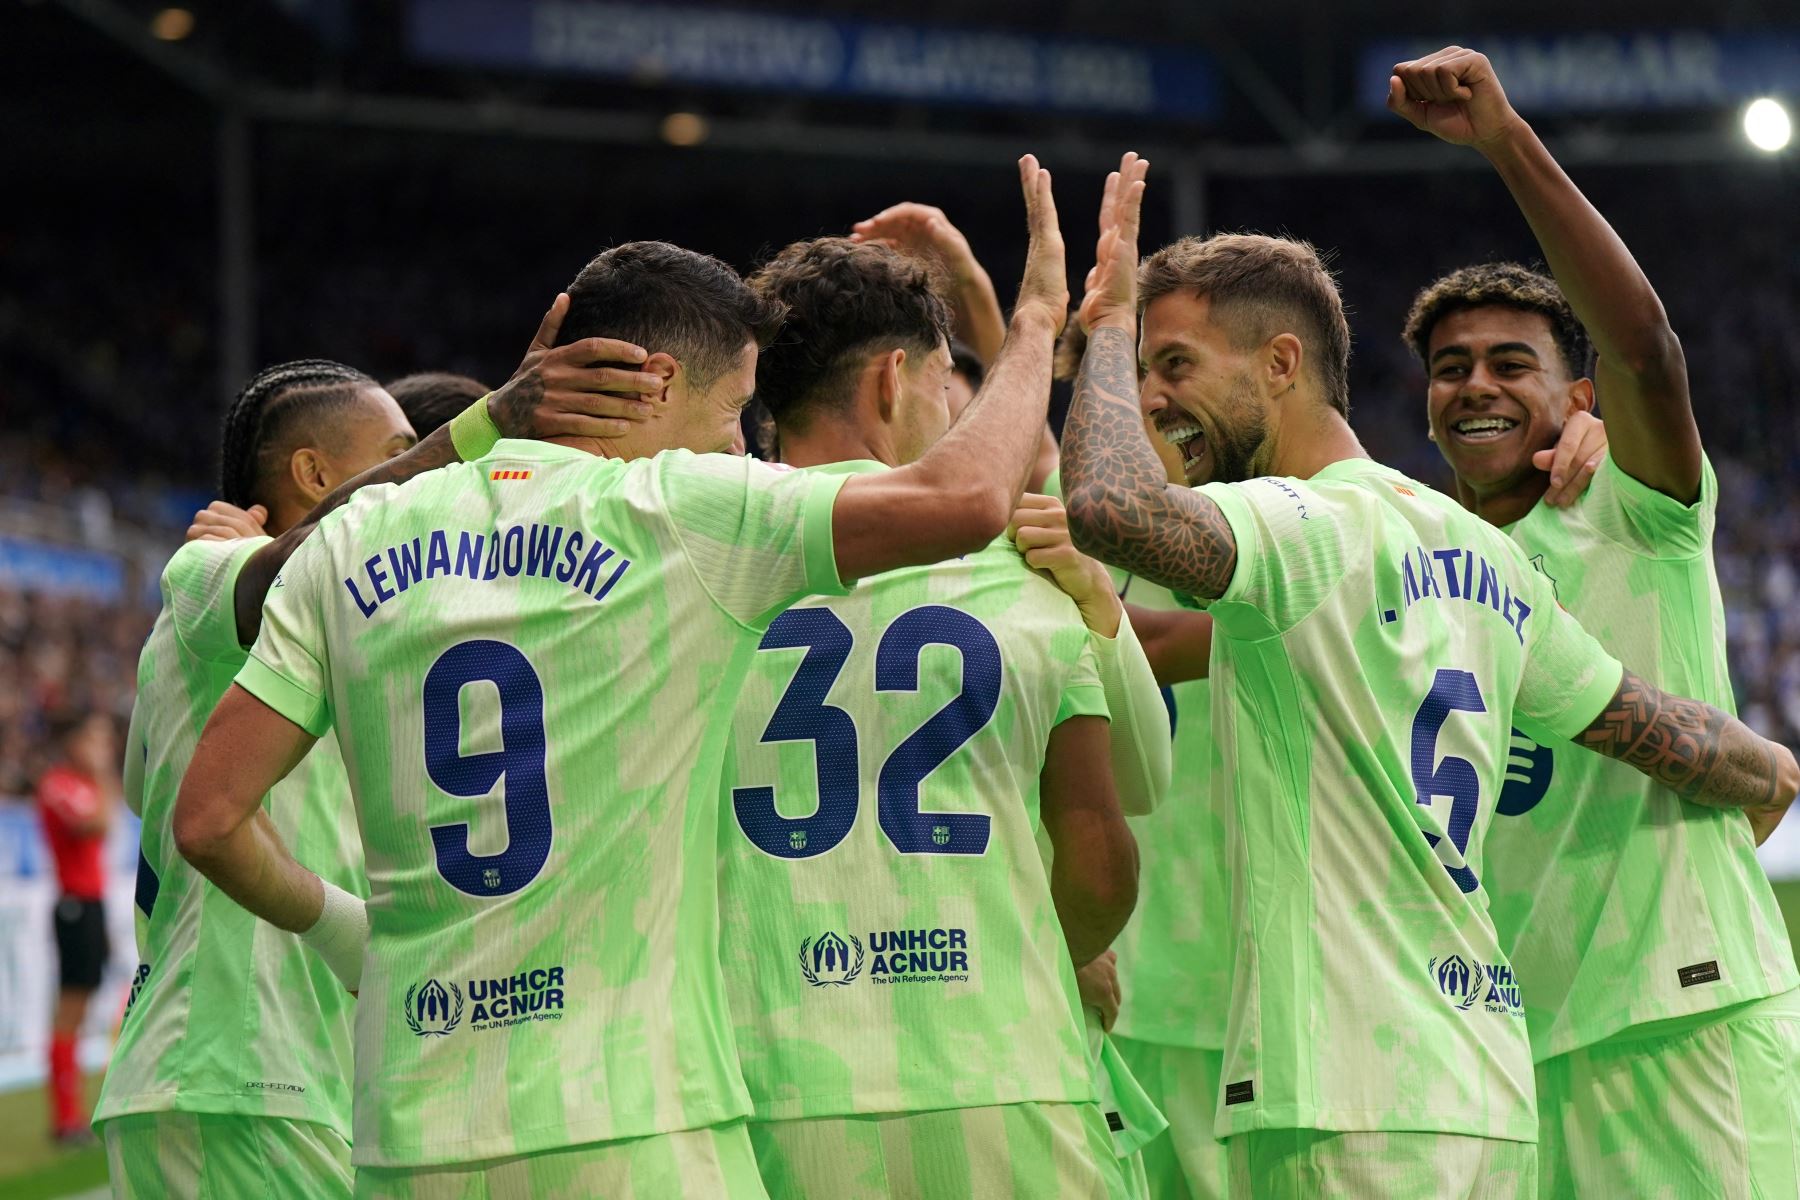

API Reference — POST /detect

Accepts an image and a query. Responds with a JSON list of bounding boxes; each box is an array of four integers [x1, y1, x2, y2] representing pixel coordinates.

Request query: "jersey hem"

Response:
[[1531, 972, 1800, 1062], [1215, 1105, 1538, 1144], [349, 1098, 752, 1169], [743, 1080, 1098, 1122], [1108, 1025, 1225, 1052], [91, 1089, 350, 1140]]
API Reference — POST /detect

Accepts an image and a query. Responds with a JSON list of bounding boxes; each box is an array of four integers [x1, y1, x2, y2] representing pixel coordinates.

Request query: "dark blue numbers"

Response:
[[422, 640, 551, 897], [1410, 668, 1488, 894], [875, 606, 999, 855], [731, 609, 861, 859], [734, 605, 1002, 859], [1496, 727, 1555, 816]]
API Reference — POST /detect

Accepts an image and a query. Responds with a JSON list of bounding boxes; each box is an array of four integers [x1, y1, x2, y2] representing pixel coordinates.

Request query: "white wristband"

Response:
[[300, 880, 368, 993]]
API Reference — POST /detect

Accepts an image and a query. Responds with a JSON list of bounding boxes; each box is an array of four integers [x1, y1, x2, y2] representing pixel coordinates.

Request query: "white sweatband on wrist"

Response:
[[1092, 608, 1173, 817], [300, 880, 369, 993]]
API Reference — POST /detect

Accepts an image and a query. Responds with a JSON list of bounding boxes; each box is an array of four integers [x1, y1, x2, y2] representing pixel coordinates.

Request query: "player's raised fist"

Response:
[[1014, 155, 1069, 333], [1387, 47, 1522, 149], [1078, 151, 1149, 334]]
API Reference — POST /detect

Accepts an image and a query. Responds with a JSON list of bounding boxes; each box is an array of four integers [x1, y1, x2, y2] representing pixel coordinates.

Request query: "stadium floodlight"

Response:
[[660, 112, 710, 147], [151, 7, 194, 41], [1743, 98, 1792, 153]]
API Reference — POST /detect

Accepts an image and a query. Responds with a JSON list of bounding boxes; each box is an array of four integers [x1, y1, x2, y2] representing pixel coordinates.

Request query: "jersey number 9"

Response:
[[422, 639, 551, 897]]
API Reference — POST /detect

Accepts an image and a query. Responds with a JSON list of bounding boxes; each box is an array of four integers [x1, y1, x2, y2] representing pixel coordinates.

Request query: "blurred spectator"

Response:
[[36, 710, 120, 1142], [0, 588, 150, 800]]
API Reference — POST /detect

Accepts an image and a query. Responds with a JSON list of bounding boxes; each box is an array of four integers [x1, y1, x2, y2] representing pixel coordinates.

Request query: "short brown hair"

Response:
[[1403, 262, 1591, 380], [560, 241, 785, 393], [750, 237, 953, 429], [1138, 233, 1352, 416]]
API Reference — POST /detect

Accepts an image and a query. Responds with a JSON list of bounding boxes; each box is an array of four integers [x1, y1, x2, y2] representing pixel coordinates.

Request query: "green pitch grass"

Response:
[[0, 1073, 108, 1200]]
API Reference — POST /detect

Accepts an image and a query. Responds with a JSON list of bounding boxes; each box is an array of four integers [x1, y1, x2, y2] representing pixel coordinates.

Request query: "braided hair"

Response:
[[218, 359, 375, 508]]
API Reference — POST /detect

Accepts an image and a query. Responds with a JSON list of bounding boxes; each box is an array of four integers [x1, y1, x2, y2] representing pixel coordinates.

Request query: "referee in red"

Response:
[[35, 711, 118, 1143]]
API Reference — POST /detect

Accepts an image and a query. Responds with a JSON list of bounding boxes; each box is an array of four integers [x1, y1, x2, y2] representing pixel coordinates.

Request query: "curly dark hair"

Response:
[[560, 241, 784, 393], [749, 237, 954, 430], [385, 371, 490, 439], [218, 359, 376, 509], [1403, 262, 1591, 380]]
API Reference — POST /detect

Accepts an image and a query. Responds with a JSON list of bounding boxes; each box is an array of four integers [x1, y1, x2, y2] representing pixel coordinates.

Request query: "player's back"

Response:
[[95, 538, 363, 1138], [1193, 458, 1620, 1144], [240, 440, 851, 1167], [719, 462, 1102, 1120]]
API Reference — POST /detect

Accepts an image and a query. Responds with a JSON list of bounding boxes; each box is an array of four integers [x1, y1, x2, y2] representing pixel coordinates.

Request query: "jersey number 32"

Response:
[[733, 605, 1001, 861]]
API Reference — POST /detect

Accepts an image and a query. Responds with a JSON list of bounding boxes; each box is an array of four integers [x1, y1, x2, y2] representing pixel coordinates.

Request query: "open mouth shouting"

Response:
[[1160, 417, 1210, 483]]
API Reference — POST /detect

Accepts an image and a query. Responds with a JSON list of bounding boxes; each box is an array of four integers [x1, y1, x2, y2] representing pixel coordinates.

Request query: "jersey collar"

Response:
[[485, 438, 596, 462], [794, 458, 890, 477]]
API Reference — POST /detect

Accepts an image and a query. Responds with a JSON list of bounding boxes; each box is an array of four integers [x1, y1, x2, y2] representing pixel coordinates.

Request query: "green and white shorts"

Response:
[[102, 1110, 353, 1200], [1535, 987, 1800, 1200], [353, 1120, 768, 1200], [1112, 1037, 1228, 1200], [1226, 1129, 1535, 1200], [1085, 1014, 1167, 1200], [748, 1101, 1120, 1199]]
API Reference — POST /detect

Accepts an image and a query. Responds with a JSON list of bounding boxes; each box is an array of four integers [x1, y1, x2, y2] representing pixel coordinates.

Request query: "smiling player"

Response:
[[1394, 44, 1800, 1199]]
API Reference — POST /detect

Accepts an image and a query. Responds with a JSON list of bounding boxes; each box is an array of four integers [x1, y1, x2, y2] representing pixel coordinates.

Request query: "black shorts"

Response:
[[52, 896, 109, 991]]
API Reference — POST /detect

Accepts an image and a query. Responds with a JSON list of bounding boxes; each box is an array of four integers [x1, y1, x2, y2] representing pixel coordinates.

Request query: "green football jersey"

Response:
[[1484, 454, 1796, 1060], [235, 440, 849, 1168], [1193, 460, 1622, 1143], [1108, 573, 1225, 1051], [719, 461, 1103, 1119], [93, 538, 365, 1138]]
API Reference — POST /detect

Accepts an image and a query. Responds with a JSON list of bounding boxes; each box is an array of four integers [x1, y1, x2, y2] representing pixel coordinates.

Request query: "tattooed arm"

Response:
[[1062, 325, 1240, 599], [231, 295, 657, 645], [1573, 669, 1800, 843], [1054, 152, 1239, 600]]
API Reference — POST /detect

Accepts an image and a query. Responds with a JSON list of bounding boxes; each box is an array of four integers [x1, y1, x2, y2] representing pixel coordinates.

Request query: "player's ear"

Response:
[[875, 347, 906, 424], [1265, 332, 1304, 399], [288, 446, 331, 506], [1565, 376, 1596, 417], [641, 353, 678, 401]]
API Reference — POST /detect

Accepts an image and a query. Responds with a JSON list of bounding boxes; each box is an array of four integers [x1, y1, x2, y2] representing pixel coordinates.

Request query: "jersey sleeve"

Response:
[[1054, 637, 1111, 726], [1191, 477, 1350, 639], [235, 532, 335, 737], [656, 452, 852, 628], [1089, 610, 1171, 816], [1580, 451, 1716, 559], [1514, 567, 1625, 741], [163, 536, 272, 662]]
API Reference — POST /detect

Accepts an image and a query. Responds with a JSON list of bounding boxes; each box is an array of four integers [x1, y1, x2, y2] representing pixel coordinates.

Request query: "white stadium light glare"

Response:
[[1743, 97, 1792, 153]]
